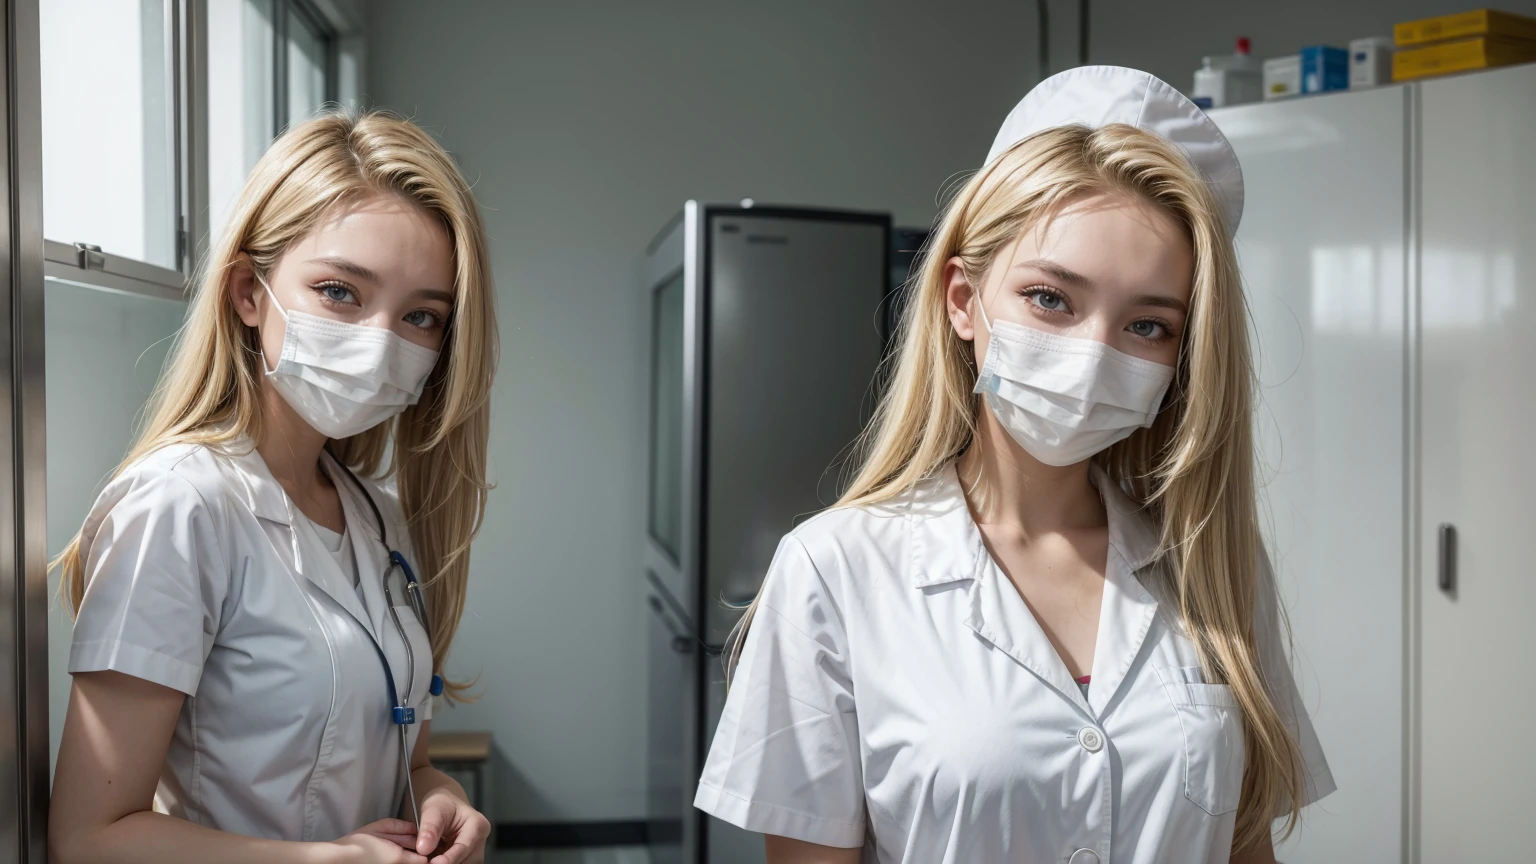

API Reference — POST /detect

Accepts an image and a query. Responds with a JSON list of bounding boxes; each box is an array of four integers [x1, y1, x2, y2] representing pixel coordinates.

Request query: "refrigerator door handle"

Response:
[[648, 594, 696, 654], [1437, 523, 1457, 597]]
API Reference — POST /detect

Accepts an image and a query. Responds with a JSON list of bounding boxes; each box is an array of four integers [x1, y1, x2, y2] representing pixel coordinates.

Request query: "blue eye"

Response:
[[404, 310, 443, 330], [1023, 287, 1069, 313], [316, 282, 357, 304], [1129, 319, 1171, 341]]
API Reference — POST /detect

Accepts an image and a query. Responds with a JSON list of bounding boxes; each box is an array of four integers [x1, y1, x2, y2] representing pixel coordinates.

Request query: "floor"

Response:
[[492, 849, 651, 864]]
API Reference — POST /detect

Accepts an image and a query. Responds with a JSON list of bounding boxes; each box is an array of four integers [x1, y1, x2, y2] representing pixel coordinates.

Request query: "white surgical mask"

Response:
[[257, 274, 441, 439], [972, 298, 1175, 466]]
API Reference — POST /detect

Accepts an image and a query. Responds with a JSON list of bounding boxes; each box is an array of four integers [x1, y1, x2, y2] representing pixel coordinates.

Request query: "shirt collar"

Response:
[[220, 435, 384, 543], [905, 460, 1162, 589], [204, 435, 288, 524]]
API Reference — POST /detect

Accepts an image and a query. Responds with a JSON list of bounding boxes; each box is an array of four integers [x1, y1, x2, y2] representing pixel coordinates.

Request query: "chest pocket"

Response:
[[1156, 665, 1245, 816]]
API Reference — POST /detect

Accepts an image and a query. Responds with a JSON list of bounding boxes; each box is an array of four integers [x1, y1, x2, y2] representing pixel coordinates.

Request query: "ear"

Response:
[[228, 256, 262, 329], [944, 257, 979, 342]]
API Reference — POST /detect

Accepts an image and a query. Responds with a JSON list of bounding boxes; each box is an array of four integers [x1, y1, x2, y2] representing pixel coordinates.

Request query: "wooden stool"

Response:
[[429, 731, 494, 824]]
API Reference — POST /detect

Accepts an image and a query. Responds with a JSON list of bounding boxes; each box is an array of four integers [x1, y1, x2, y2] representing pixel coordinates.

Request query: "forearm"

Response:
[[409, 765, 469, 808], [404, 721, 467, 812], [51, 809, 334, 864], [764, 835, 863, 864], [51, 673, 342, 864]]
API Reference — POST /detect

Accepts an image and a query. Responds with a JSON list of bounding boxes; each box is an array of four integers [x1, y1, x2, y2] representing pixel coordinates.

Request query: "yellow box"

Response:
[[1393, 36, 1536, 79], [1395, 9, 1536, 47]]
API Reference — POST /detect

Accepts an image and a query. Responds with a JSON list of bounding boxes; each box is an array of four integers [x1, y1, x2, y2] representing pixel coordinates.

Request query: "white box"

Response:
[[1264, 55, 1302, 100], [1350, 36, 1396, 88]]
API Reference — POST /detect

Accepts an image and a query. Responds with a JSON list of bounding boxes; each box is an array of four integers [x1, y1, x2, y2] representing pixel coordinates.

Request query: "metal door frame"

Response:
[[1, 0, 48, 859], [641, 202, 705, 864]]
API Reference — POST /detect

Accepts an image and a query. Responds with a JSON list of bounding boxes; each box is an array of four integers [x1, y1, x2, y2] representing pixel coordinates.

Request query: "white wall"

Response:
[[363, 0, 1044, 823], [46, 285, 188, 776], [1087, 0, 1536, 90]]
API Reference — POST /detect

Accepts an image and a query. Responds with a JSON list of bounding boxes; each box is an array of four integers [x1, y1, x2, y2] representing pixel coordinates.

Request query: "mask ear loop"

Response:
[[253, 271, 290, 376], [971, 227, 1028, 337], [969, 282, 998, 381], [972, 290, 995, 334], [254, 272, 290, 321]]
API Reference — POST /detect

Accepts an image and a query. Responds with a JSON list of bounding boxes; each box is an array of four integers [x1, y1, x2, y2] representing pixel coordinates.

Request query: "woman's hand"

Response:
[[413, 788, 491, 864], [347, 818, 421, 851], [329, 820, 429, 864], [404, 721, 491, 864]]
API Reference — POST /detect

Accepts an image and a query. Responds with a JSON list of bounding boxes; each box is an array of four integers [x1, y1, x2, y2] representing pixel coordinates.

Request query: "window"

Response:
[[285, 1, 334, 129], [44, 0, 355, 299], [648, 271, 685, 563], [207, 0, 339, 251], [41, 0, 183, 295], [207, 0, 274, 254]]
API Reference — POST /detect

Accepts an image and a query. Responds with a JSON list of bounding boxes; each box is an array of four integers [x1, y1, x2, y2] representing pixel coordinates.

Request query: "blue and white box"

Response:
[[1300, 45, 1349, 93]]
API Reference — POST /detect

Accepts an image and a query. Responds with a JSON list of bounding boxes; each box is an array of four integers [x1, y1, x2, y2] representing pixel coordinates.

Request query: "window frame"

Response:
[[42, 0, 349, 302], [275, 0, 339, 132], [41, 0, 206, 300]]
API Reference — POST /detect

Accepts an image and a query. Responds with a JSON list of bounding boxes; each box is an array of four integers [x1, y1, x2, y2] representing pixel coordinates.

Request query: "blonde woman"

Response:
[[49, 111, 496, 864], [695, 68, 1334, 864]]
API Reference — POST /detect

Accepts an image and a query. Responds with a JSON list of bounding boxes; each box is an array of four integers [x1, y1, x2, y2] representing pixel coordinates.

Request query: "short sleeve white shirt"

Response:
[[696, 463, 1334, 863]]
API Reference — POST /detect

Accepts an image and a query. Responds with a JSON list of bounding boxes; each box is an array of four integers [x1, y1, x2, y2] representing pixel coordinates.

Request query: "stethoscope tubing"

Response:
[[332, 458, 442, 828]]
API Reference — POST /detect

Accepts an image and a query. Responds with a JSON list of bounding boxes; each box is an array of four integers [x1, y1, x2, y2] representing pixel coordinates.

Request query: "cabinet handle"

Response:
[[1437, 523, 1457, 596]]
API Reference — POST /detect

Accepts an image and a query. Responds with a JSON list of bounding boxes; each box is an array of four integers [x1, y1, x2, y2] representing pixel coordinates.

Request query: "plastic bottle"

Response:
[[1192, 37, 1262, 109]]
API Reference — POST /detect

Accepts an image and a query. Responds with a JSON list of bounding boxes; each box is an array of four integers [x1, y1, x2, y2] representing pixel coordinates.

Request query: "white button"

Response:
[[1069, 849, 1101, 864], [1077, 726, 1104, 752]]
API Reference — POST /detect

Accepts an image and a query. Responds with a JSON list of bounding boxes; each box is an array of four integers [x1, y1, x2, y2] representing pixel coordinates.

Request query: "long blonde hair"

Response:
[[56, 110, 498, 703], [729, 124, 1304, 851]]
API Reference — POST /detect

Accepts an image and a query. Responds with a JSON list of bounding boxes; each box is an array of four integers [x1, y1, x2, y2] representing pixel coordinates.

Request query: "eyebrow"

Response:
[[1013, 258, 1092, 289], [1132, 293, 1189, 314], [310, 256, 381, 283], [1013, 257, 1188, 314], [414, 288, 456, 306]]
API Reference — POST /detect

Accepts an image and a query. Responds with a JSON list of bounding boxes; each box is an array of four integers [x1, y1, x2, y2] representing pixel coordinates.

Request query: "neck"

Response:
[[254, 383, 330, 499], [957, 410, 1104, 535]]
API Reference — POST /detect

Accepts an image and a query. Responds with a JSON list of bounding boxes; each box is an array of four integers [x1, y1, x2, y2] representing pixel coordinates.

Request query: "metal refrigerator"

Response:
[[642, 202, 892, 864]]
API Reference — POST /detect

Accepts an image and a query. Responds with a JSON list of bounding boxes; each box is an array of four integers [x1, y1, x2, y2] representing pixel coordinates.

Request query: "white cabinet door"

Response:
[[1418, 63, 1536, 863], [1213, 84, 1408, 863]]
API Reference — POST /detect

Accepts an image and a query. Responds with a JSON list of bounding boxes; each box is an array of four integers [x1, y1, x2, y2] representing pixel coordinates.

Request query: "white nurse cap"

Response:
[[985, 65, 1245, 234]]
